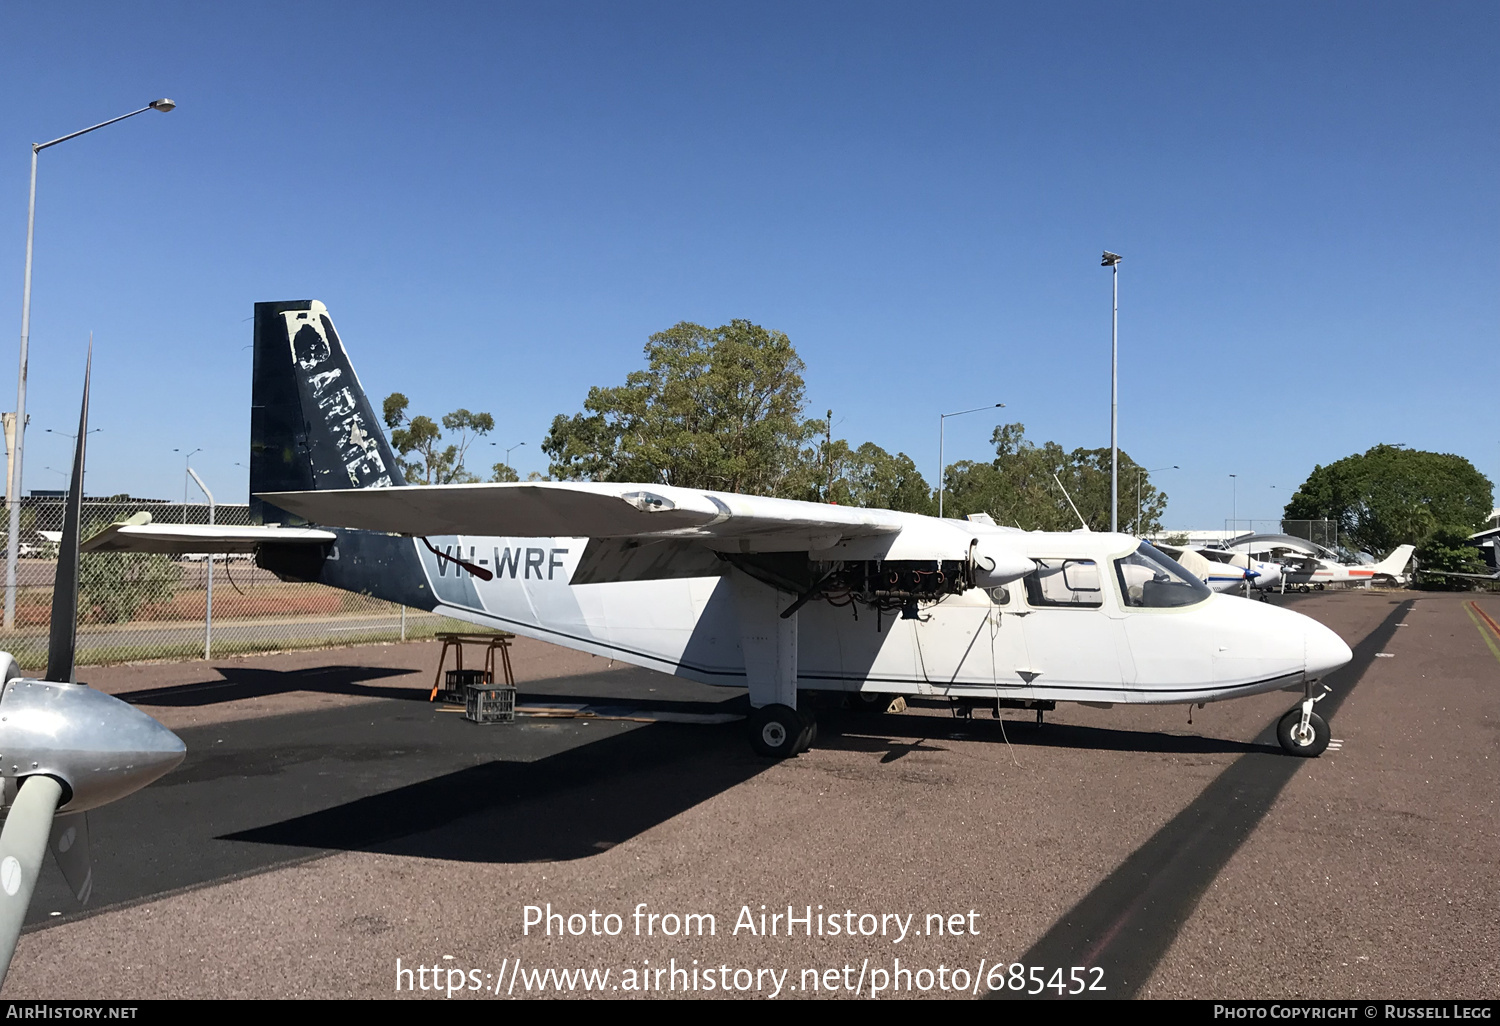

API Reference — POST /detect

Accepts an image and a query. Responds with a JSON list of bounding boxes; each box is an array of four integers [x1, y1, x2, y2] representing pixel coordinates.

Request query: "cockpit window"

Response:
[[1115, 542, 1212, 608], [1024, 559, 1103, 608]]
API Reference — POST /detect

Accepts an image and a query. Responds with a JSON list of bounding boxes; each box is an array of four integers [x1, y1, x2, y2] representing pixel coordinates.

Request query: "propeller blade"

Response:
[[0, 775, 64, 986], [48, 812, 91, 903], [45, 341, 90, 685]]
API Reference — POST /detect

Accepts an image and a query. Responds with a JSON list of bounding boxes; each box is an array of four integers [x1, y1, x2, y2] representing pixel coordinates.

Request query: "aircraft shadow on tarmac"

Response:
[[118, 665, 422, 707], [222, 707, 768, 864], [220, 699, 1271, 868], [818, 711, 1282, 758]]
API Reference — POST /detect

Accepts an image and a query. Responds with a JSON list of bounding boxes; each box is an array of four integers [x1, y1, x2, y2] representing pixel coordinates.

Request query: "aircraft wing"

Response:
[[1416, 568, 1500, 581], [259, 481, 907, 551], [81, 515, 337, 555]]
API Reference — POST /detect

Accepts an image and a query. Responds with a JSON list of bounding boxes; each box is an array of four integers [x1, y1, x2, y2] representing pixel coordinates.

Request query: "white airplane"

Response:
[[1152, 544, 1280, 595], [1224, 534, 1415, 592], [92, 301, 1354, 763]]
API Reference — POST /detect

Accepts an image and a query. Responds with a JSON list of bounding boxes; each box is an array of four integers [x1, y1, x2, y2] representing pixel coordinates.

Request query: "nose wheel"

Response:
[[1277, 685, 1332, 756]]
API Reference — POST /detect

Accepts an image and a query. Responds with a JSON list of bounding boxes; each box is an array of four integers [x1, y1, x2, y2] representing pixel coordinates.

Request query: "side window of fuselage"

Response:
[[1023, 559, 1103, 608]]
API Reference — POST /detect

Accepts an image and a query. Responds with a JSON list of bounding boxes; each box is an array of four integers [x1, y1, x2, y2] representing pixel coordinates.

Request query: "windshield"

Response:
[[1115, 542, 1212, 608]]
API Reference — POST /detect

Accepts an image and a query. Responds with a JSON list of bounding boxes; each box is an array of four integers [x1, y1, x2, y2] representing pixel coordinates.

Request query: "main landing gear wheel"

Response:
[[1277, 708, 1330, 757], [749, 704, 810, 758]]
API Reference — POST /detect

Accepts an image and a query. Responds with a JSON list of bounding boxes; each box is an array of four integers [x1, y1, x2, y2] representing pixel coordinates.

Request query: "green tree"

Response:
[[441, 409, 496, 483], [490, 463, 519, 483], [1283, 445, 1493, 555], [941, 423, 1167, 532], [78, 552, 180, 624], [543, 320, 819, 495], [382, 394, 494, 484], [822, 441, 934, 514], [1414, 525, 1486, 590]]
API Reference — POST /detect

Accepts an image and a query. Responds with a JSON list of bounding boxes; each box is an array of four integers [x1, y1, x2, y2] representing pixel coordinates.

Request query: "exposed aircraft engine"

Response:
[[819, 559, 973, 610]]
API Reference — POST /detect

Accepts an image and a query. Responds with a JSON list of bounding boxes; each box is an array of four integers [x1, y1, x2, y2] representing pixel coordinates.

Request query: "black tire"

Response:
[[1277, 708, 1330, 757], [749, 704, 803, 758]]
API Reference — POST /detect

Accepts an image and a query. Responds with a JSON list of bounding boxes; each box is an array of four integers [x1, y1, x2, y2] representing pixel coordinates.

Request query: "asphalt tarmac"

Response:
[[2, 591, 1494, 1000]]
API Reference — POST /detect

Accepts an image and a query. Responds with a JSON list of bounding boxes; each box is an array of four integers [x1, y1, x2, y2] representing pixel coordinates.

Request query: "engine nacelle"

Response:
[[971, 543, 1036, 589]]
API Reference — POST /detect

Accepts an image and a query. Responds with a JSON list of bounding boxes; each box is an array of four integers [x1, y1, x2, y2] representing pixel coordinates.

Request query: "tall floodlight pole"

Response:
[[6, 99, 176, 630], [938, 403, 1005, 519], [1101, 251, 1122, 533]]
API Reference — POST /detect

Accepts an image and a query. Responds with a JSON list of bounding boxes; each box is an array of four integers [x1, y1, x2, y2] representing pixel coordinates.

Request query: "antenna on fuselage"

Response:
[[1053, 473, 1090, 532]]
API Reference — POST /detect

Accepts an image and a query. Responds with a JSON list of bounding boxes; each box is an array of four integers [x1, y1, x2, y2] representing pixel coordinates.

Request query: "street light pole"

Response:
[[938, 403, 1004, 519], [175, 448, 201, 521], [1102, 252, 1122, 533], [6, 99, 175, 630], [187, 467, 214, 660]]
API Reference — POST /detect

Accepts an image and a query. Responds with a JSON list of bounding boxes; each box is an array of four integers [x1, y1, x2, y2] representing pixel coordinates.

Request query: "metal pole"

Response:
[[187, 467, 213, 660], [937, 403, 1004, 521], [6, 150, 38, 631], [938, 418, 945, 519], [7, 101, 174, 629], [1111, 261, 1119, 533], [400, 605, 407, 642]]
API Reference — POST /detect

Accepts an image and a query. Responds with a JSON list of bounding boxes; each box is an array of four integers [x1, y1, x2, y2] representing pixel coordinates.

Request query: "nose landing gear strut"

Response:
[[1277, 683, 1332, 756]]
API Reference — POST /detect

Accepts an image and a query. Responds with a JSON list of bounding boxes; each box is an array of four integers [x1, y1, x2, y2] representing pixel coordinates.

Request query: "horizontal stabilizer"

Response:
[[81, 513, 336, 555], [258, 481, 907, 551]]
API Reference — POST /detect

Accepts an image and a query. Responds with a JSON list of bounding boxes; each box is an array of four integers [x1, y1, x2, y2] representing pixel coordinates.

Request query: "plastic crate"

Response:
[[465, 684, 516, 724], [442, 668, 489, 704]]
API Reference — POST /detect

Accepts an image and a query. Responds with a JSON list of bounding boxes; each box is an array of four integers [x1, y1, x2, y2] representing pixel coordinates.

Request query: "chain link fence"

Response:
[[1, 499, 465, 672]]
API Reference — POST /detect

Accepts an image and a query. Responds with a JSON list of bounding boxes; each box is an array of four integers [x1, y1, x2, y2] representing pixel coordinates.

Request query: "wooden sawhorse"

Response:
[[430, 632, 516, 701]]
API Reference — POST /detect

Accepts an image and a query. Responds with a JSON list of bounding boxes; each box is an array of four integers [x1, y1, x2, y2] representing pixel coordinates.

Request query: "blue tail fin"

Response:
[[250, 300, 404, 526], [249, 301, 433, 609]]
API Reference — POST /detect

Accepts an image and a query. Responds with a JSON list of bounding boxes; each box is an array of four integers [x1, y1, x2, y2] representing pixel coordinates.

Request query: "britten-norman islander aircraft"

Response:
[[88, 301, 1354, 761]]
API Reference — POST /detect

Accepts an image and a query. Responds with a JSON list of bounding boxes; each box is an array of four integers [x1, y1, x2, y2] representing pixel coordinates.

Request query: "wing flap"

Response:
[[570, 538, 727, 585]]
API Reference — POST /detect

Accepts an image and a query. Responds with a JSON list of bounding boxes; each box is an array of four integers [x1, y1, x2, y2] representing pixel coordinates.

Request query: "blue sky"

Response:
[[1, 2, 1495, 529]]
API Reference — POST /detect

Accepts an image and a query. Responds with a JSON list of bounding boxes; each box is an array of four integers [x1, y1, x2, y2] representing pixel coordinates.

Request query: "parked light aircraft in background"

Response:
[[89, 302, 1354, 763], [1224, 534, 1415, 592], [1153, 544, 1282, 596]]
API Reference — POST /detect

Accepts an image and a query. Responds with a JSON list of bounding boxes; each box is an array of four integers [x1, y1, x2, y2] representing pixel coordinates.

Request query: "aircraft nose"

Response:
[[1305, 621, 1353, 678]]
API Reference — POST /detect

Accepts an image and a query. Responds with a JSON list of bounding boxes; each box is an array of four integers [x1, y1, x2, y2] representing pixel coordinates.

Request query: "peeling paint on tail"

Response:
[[250, 300, 435, 612]]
